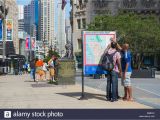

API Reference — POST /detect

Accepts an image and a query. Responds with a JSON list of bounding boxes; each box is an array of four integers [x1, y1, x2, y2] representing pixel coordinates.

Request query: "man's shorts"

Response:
[[49, 68, 55, 76], [121, 72, 132, 87]]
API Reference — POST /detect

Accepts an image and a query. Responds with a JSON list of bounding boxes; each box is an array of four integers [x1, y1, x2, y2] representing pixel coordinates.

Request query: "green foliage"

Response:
[[87, 13, 160, 69], [44, 50, 60, 62]]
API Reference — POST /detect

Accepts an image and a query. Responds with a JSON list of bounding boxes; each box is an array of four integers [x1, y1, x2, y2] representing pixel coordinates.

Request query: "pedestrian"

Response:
[[43, 60, 48, 80], [18, 60, 23, 75], [48, 56, 55, 82], [24, 62, 28, 74], [102, 39, 122, 102], [35, 58, 44, 81], [121, 44, 133, 101], [30, 59, 36, 81], [54, 57, 59, 81], [28, 63, 31, 73]]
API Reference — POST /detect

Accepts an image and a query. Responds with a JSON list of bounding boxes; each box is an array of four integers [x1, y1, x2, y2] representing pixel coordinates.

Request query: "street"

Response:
[[76, 75, 160, 109]]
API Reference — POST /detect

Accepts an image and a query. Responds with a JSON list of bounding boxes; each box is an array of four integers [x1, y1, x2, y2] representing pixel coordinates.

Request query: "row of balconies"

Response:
[[72, 0, 160, 18]]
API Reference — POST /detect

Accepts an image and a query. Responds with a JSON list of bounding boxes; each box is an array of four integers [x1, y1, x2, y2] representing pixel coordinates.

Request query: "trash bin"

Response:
[[14, 69, 19, 75]]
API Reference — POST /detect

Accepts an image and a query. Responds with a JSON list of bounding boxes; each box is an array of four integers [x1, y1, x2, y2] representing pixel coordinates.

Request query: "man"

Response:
[[121, 44, 133, 101], [30, 59, 36, 81], [106, 42, 122, 102], [48, 56, 55, 82], [54, 57, 59, 80]]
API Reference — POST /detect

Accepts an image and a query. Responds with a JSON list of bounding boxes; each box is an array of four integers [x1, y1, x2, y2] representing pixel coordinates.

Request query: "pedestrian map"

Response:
[[83, 31, 116, 75]]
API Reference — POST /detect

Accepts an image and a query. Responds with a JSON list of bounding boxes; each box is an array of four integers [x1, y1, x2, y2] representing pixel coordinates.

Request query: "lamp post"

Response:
[[43, 31, 46, 58]]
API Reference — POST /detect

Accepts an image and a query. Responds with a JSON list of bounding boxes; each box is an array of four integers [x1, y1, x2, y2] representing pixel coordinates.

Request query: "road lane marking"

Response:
[[135, 86, 160, 97]]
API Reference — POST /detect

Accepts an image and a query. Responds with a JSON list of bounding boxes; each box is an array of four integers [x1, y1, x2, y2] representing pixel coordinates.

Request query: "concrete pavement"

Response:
[[76, 76, 160, 109], [0, 74, 151, 109]]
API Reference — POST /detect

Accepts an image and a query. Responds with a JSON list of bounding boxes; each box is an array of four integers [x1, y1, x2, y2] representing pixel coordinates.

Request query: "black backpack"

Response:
[[102, 51, 117, 71]]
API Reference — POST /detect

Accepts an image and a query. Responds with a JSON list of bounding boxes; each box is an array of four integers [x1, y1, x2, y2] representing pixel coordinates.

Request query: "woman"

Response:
[[35, 58, 44, 81], [43, 60, 48, 80]]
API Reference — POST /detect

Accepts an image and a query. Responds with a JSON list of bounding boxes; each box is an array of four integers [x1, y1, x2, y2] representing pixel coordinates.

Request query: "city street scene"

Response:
[[0, 0, 160, 119]]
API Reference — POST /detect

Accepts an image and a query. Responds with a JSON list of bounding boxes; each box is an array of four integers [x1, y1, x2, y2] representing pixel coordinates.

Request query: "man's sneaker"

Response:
[[106, 98, 111, 101], [110, 99, 118, 102]]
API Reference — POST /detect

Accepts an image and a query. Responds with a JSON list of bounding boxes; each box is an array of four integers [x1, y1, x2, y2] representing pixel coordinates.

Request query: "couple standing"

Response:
[[104, 40, 133, 102]]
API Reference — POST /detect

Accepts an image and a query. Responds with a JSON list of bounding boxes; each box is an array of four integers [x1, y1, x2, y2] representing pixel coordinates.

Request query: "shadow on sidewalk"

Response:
[[56, 92, 106, 101], [24, 80, 35, 82]]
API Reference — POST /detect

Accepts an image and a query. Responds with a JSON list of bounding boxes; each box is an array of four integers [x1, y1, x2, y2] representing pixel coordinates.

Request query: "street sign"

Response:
[[83, 31, 116, 75]]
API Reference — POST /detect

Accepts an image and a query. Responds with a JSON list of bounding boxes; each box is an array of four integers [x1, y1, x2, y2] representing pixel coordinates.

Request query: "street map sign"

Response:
[[83, 31, 116, 75]]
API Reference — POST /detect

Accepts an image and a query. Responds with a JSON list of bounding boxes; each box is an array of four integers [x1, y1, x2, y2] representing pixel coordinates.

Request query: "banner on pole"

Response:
[[0, 19, 3, 42], [31, 37, 36, 50], [83, 31, 116, 75], [25, 37, 30, 50], [6, 19, 13, 41]]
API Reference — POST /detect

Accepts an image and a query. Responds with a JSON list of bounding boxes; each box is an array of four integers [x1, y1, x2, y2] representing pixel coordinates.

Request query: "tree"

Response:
[[44, 50, 60, 63], [88, 12, 160, 69]]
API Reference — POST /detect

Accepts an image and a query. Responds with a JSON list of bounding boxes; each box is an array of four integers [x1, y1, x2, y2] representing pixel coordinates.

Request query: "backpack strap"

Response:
[[109, 50, 117, 56]]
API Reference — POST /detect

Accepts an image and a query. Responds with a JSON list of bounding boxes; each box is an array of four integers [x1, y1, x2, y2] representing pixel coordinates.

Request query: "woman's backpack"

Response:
[[102, 51, 117, 71]]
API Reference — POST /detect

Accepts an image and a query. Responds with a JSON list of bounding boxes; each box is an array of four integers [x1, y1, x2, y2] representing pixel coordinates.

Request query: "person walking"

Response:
[[24, 62, 28, 74], [103, 41, 122, 102], [30, 59, 36, 82], [35, 58, 44, 81], [27, 63, 31, 73], [121, 44, 133, 101], [18, 60, 23, 75]]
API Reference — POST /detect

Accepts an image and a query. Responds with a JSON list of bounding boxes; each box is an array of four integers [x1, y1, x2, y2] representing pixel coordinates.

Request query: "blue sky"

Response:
[[16, 0, 31, 5]]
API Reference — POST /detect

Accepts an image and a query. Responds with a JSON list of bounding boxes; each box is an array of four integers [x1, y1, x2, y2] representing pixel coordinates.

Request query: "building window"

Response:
[[44, 1, 47, 6], [82, 18, 86, 29], [44, 7, 47, 15], [78, 39, 82, 50], [77, 19, 81, 29]]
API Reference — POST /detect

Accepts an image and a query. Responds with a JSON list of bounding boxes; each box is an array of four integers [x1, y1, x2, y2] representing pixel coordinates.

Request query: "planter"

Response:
[[58, 59, 76, 85], [131, 69, 155, 78]]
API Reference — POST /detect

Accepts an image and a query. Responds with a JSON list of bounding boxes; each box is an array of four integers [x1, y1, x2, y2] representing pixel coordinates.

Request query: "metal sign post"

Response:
[[79, 31, 87, 100]]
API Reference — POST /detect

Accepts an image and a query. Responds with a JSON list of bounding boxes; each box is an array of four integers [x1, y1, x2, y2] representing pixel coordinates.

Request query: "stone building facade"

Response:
[[70, 0, 160, 68]]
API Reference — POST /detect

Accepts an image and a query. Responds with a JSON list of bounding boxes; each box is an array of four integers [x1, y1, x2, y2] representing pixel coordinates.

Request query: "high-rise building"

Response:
[[38, 0, 55, 55], [18, 5, 24, 20], [18, 5, 24, 32], [24, 4, 31, 35], [24, 0, 39, 39], [65, 19, 72, 42], [57, 1, 66, 57], [30, 0, 39, 39]]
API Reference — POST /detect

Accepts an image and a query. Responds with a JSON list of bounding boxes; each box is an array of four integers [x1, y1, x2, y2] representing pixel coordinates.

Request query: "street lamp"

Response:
[[43, 31, 46, 58], [0, 0, 9, 62]]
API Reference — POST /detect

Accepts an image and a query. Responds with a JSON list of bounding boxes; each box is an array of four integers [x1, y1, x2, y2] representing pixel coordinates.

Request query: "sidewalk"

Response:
[[0, 74, 152, 109]]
